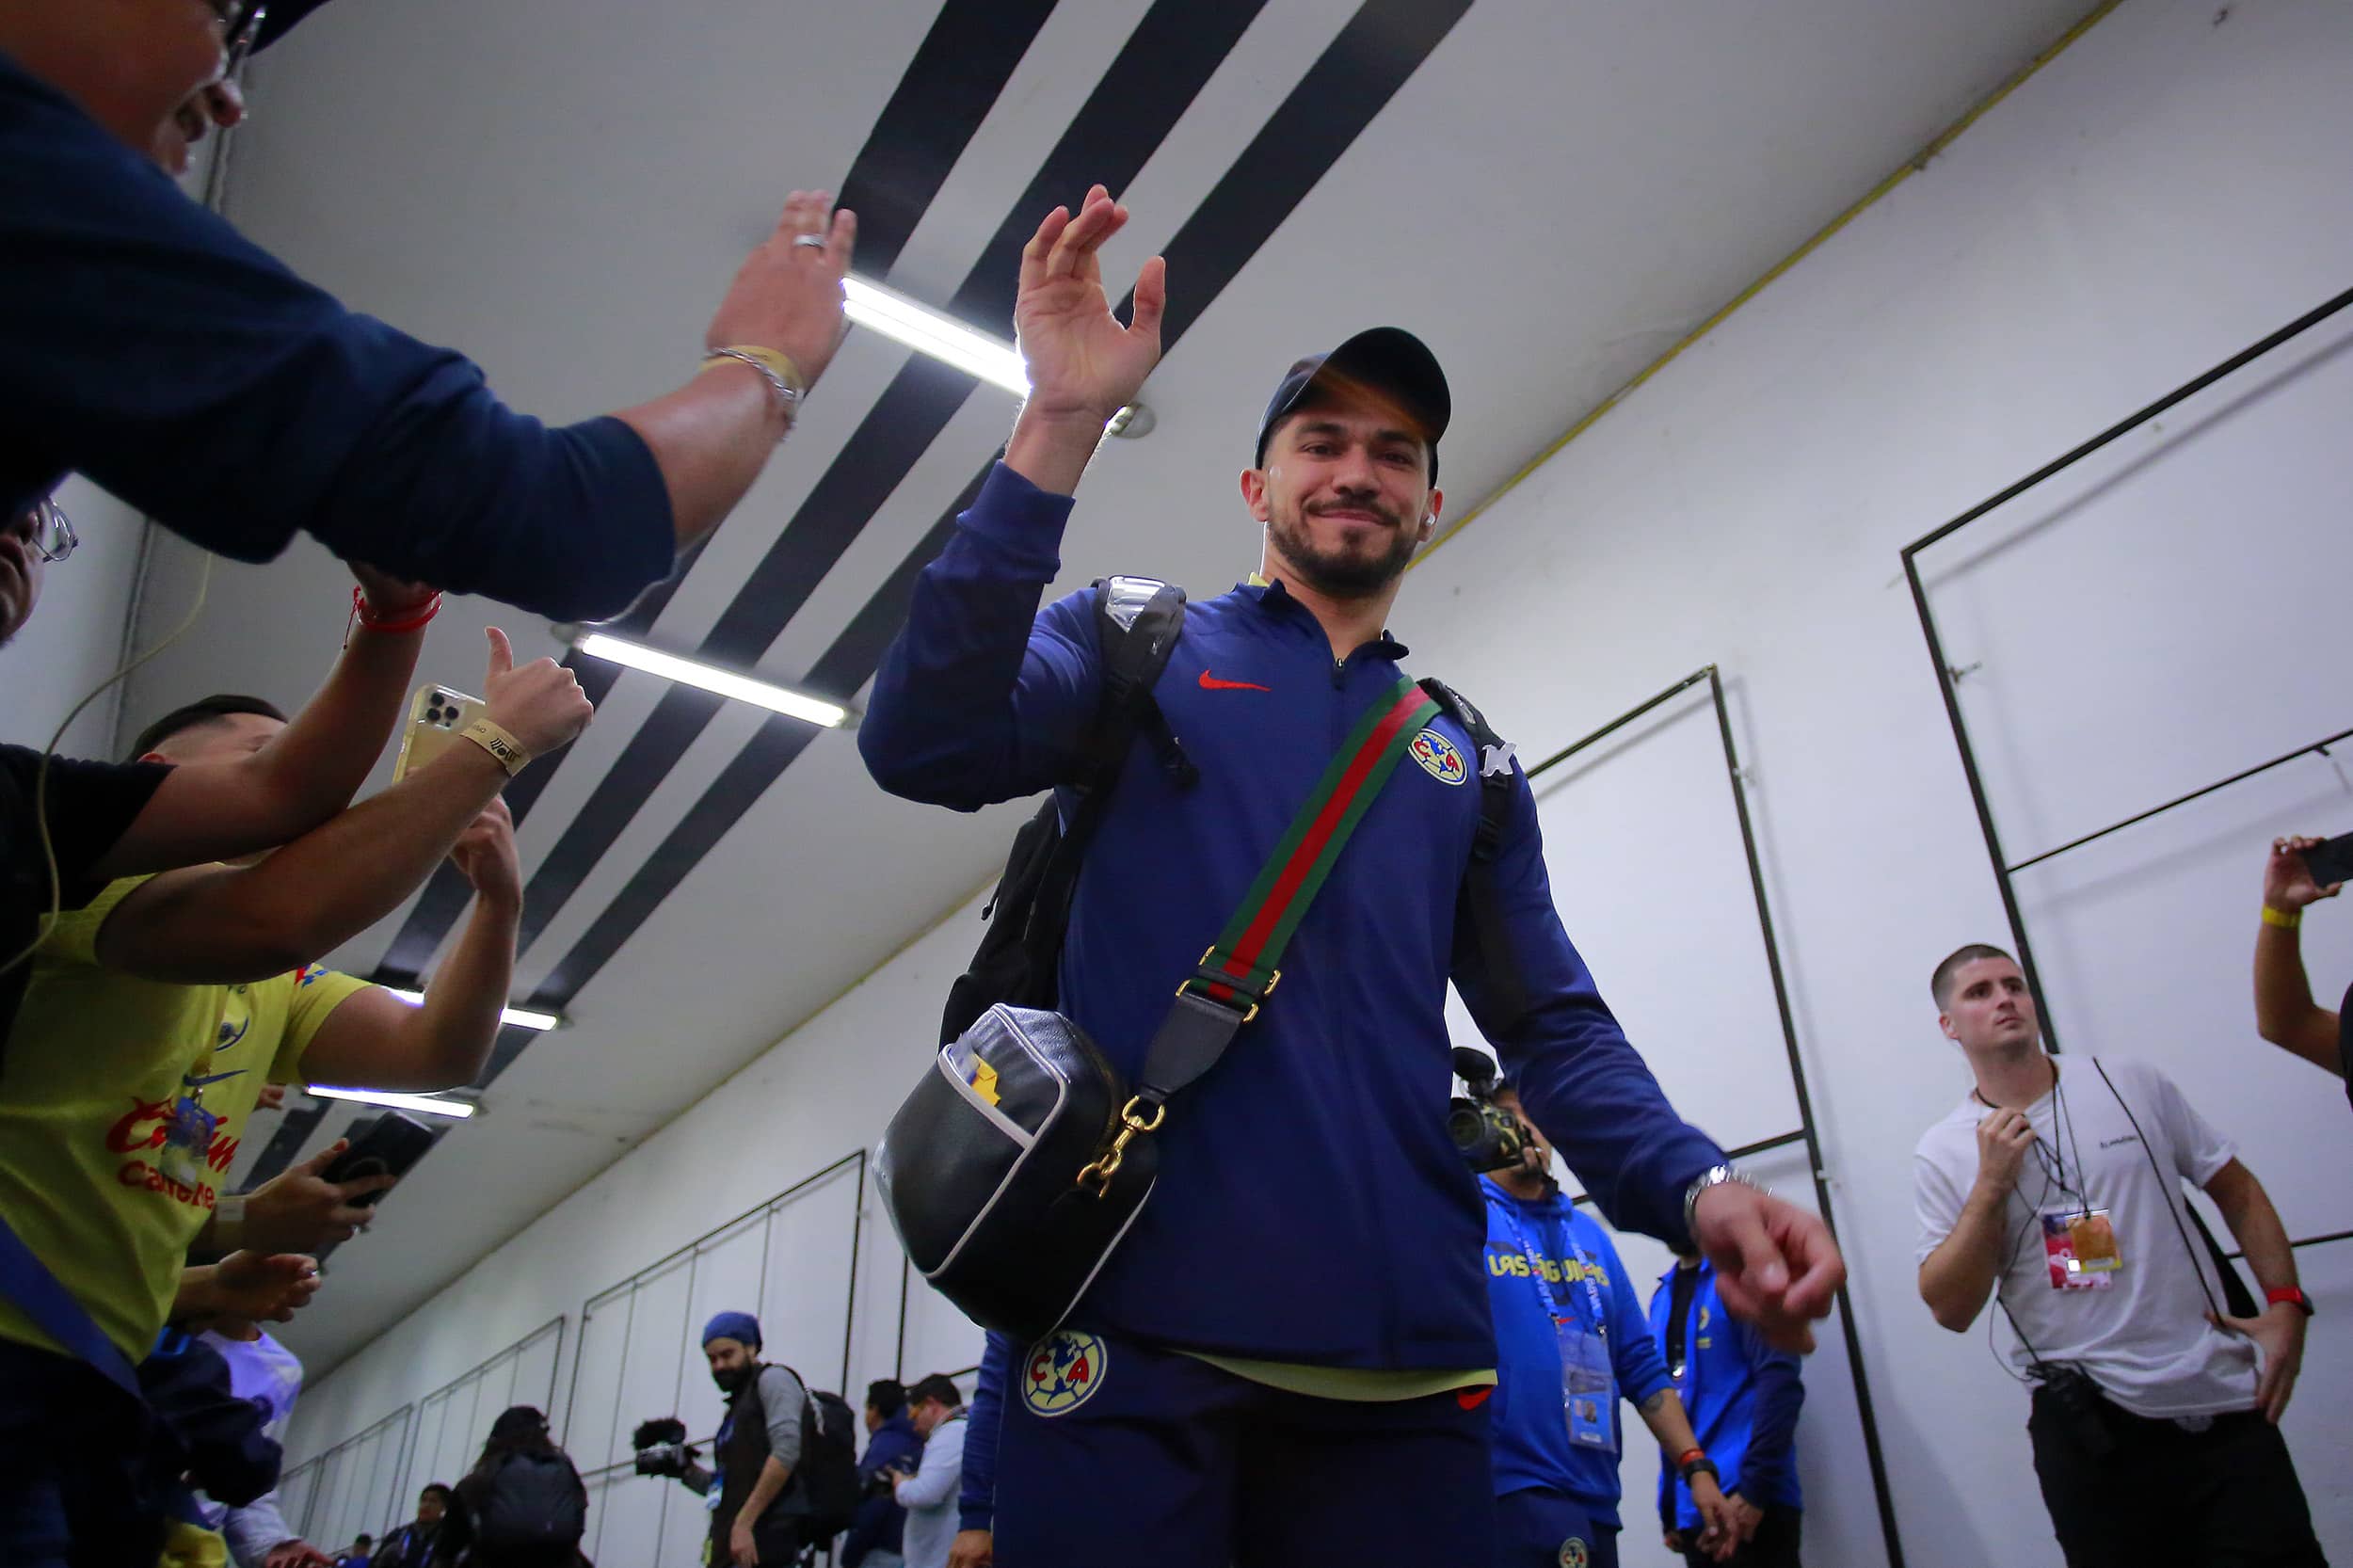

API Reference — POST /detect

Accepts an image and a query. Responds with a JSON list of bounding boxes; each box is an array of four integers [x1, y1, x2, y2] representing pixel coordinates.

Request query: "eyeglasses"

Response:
[[27, 500, 76, 565], [212, 0, 270, 74]]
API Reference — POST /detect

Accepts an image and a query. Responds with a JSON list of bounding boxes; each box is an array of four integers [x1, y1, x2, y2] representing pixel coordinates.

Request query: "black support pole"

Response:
[[1526, 667, 1908, 1568]]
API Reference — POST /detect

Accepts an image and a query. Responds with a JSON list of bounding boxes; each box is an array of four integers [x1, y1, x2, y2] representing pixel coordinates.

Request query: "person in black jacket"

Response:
[[437, 1408, 587, 1568], [680, 1312, 812, 1568]]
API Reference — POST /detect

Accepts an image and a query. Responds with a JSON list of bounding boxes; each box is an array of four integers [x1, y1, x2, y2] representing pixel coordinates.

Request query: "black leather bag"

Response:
[[875, 1005, 1159, 1339]]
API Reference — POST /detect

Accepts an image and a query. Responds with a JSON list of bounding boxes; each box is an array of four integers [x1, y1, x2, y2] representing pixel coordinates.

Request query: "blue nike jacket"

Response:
[[861, 462, 1726, 1371], [1648, 1258, 1804, 1532], [1483, 1178, 1672, 1526]]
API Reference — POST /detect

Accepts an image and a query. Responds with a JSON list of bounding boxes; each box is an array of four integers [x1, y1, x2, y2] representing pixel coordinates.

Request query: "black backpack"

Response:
[[472, 1449, 586, 1550], [938, 577, 1195, 1044], [938, 577, 1528, 1044], [784, 1372, 861, 1540]]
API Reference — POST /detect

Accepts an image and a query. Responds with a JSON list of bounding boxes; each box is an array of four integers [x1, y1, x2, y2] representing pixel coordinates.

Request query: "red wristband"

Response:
[[2265, 1285, 2314, 1317], [1676, 1448, 1706, 1467], [350, 584, 443, 634]]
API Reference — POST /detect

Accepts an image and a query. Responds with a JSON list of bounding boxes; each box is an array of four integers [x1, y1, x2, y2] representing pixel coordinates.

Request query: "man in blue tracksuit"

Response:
[[1651, 1253, 1806, 1567], [861, 185, 1843, 1567], [1482, 1077, 1734, 1568]]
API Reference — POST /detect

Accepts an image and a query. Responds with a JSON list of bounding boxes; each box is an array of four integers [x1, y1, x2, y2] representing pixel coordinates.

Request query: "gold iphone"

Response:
[[392, 684, 488, 781]]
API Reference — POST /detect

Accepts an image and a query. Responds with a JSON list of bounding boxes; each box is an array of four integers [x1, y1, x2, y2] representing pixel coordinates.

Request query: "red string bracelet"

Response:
[[348, 584, 443, 638]]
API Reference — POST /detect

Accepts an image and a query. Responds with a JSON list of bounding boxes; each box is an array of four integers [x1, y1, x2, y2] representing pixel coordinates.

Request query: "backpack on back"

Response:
[[782, 1371, 861, 1540], [938, 577, 1193, 1044], [472, 1449, 586, 1551]]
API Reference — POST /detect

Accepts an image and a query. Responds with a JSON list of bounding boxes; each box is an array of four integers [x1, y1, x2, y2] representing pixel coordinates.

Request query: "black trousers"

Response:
[[1680, 1507, 1801, 1568], [2028, 1385, 2326, 1567]]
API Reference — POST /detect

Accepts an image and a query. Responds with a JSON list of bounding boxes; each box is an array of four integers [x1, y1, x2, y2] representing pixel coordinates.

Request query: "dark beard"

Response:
[[713, 1364, 754, 1395], [1267, 503, 1419, 599]]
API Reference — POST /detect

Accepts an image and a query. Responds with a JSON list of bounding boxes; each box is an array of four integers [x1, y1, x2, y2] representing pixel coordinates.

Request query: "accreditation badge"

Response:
[[2042, 1208, 2119, 1289], [1559, 1320, 1615, 1449], [157, 1095, 218, 1189]]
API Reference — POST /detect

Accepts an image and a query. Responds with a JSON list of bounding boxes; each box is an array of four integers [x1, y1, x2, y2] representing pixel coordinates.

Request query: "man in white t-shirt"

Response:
[[1912, 944, 2324, 1567]]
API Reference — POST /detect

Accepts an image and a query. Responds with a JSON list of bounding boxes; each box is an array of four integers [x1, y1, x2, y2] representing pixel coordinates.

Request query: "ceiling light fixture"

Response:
[[568, 632, 851, 728], [844, 276, 1029, 395], [383, 988, 561, 1032], [840, 275, 1147, 434], [307, 1085, 477, 1119]]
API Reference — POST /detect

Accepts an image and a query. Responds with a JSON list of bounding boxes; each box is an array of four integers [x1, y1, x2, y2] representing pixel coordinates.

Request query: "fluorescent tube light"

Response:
[[843, 276, 1029, 395], [307, 1085, 477, 1119], [383, 988, 561, 1032], [838, 275, 1146, 432], [568, 632, 850, 728]]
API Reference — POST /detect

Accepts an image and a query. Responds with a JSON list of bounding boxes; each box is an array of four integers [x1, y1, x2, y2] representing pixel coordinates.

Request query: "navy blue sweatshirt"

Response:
[[1648, 1259, 1803, 1529], [844, 1412, 921, 1565], [0, 52, 672, 621], [862, 463, 1724, 1368]]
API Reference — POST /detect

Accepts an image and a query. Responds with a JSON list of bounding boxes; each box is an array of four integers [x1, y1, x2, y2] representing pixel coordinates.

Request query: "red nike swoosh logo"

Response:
[[1198, 670, 1272, 693]]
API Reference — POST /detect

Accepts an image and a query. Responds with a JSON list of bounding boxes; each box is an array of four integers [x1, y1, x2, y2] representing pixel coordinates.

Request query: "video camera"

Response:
[[631, 1416, 698, 1480], [1448, 1048, 1530, 1174]]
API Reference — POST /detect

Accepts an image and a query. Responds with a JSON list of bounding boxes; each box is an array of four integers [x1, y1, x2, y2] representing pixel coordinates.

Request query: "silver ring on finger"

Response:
[[792, 233, 827, 251]]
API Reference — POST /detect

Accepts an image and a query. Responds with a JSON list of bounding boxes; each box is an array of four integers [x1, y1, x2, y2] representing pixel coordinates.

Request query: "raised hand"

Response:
[[1013, 185, 1166, 424], [449, 797, 521, 909], [2265, 836, 2340, 913], [706, 189, 856, 393], [480, 628, 593, 758]]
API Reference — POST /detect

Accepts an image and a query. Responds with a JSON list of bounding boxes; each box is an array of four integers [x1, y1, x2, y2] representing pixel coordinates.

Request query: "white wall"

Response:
[[289, 3, 2353, 1563]]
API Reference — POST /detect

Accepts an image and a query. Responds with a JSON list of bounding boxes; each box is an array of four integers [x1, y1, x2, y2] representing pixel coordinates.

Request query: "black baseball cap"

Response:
[[1255, 327, 1450, 482]]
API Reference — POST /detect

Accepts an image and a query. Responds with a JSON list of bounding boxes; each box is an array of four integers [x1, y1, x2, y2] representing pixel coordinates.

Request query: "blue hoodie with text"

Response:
[[1482, 1176, 1672, 1525], [861, 463, 1725, 1371]]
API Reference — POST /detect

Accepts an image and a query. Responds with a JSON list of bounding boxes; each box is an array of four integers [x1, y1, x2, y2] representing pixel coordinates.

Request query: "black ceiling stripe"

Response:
[[520, 476, 983, 1008], [495, 0, 1273, 957], [517, 0, 1466, 1014], [505, 356, 976, 955], [836, 0, 1063, 277], [361, 2, 1061, 984]]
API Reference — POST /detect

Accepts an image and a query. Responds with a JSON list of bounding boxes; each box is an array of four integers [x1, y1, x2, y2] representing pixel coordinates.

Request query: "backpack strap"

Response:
[[1087, 576, 1194, 788], [1418, 677, 1532, 1028], [1012, 579, 1191, 967]]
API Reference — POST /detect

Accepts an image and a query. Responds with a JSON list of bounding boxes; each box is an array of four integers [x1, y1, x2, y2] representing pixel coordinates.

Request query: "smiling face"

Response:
[[1241, 383, 1441, 600]]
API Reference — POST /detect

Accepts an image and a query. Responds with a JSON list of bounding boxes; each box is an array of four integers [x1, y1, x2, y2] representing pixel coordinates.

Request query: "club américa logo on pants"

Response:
[[1021, 1330, 1108, 1417], [1557, 1538, 1589, 1568]]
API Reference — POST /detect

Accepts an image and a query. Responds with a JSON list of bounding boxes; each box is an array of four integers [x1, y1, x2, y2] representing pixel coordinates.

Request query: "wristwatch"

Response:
[[1682, 1163, 1770, 1243], [1676, 1448, 1720, 1485], [2265, 1285, 2314, 1318]]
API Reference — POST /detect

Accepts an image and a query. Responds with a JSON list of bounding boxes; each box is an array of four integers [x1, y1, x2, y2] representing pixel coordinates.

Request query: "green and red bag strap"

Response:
[[1079, 677, 1441, 1194]]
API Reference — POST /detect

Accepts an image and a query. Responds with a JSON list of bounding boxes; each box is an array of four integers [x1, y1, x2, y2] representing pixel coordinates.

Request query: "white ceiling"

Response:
[[121, 0, 2092, 1374]]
